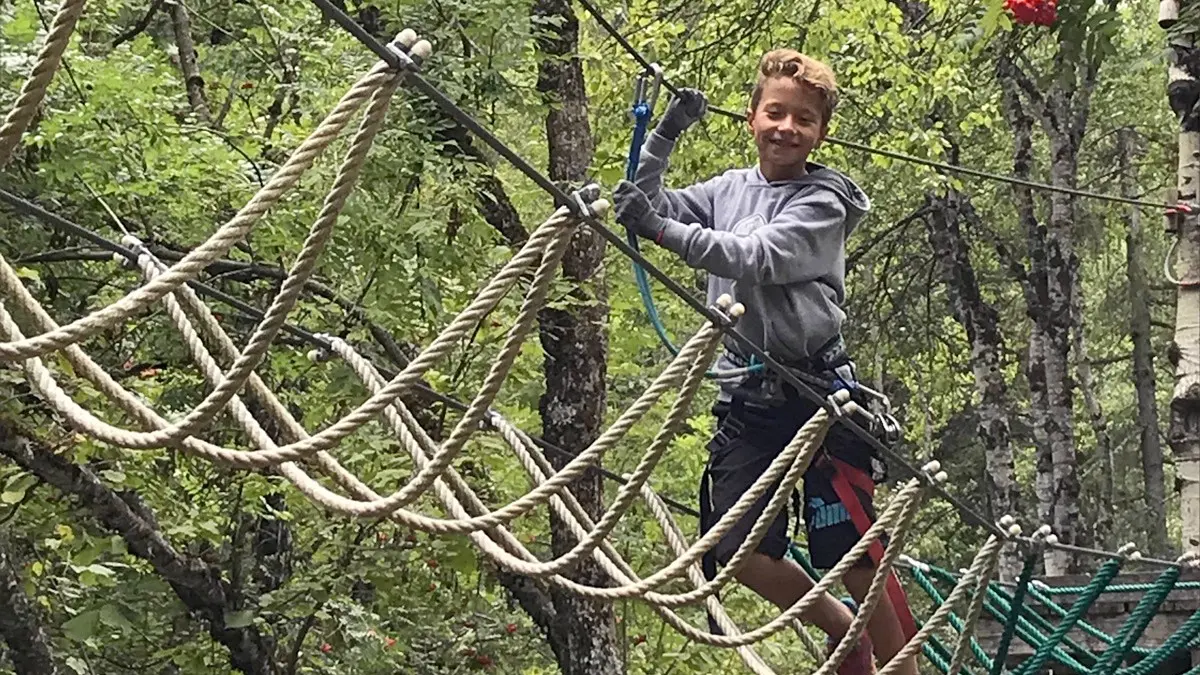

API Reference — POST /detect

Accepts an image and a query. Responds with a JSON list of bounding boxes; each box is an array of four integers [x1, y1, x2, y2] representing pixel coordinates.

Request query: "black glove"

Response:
[[613, 180, 666, 241], [655, 88, 708, 140]]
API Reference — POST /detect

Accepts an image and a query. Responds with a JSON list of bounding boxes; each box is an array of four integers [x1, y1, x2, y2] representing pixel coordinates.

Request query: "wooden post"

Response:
[[1164, 0, 1200, 553]]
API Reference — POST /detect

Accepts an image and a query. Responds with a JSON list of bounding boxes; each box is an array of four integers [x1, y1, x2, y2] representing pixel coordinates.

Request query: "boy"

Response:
[[612, 50, 917, 675]]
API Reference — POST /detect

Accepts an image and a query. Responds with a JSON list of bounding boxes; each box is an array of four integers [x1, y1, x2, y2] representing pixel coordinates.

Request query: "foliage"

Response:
[[0, 0, 1185, 672]]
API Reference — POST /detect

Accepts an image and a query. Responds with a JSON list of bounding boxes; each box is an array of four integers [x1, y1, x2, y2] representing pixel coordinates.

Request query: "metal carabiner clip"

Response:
[[633, 63, 664, 113], [870, 412, 902, 446], [644, 63, 663, 112], [631, 76, 646, 114]]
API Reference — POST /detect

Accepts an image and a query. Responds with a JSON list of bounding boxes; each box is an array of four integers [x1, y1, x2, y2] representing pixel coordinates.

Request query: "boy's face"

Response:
[[746, 76, 828, 178]]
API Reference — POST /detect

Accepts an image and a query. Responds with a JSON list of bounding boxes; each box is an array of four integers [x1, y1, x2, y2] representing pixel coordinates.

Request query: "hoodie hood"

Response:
[[754, 161, 871, 237]]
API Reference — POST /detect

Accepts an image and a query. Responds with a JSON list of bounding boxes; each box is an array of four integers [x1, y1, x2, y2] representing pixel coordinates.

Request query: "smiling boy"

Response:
[[612, 50, 916, 675]]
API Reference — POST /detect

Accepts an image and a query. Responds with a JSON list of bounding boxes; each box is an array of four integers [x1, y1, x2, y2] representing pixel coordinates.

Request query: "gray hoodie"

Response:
[[634, 129, 871, 396]]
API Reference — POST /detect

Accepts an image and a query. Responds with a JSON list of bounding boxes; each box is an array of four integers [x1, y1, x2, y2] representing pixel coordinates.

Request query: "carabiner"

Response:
[[633, 63, 664, 113], [631, 76, 646, 114], [645, 63, 663, 112], [870, 412, 902, 446]]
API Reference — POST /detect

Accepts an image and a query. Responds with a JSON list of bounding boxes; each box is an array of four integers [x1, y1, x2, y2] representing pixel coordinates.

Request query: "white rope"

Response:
[[0, 0, 86, 168]]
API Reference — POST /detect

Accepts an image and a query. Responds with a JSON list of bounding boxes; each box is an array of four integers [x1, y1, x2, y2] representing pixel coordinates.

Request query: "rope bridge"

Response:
[[0, 3, 1196, 674]]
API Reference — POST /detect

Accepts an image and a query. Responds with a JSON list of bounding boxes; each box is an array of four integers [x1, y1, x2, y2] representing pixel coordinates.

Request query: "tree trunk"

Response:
[[923, 190, 1022, 578], [1028, 323, 1060, 566], [531, 1, 621, 674], [168, 0, 212, 124], [1118, 127, 1169, 555], [1001, 77, 1059, 574], [0, 418, 281, 675], [1044, 136, 1084, 574], [1165, 2, 1200, 552], [0, 536, 60, 675], [998, 62, 1083, 575]]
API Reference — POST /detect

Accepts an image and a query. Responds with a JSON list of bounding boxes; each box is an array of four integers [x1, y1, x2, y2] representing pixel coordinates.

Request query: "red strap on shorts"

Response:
[[827, 456, 918, 640]]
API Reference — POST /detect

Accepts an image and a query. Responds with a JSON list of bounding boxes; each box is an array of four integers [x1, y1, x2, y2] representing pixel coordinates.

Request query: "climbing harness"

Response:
[[824, 453, 919, 639], [722, 339, 903, 450]]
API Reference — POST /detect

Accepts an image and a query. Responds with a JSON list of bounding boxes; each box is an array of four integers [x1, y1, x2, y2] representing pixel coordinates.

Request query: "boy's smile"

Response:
[[747, 76, 829, 182]]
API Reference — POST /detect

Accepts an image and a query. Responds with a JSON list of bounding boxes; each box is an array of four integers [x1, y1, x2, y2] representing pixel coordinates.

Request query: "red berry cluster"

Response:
[[1004, 0, 1057, 25]]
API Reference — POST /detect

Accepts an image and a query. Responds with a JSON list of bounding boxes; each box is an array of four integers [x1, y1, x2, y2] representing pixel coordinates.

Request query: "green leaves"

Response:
[[224, 609, 256, 628], [62, 603, 134, 642], [980, 0, 1015, 38], [1, 472, 37, 504], [62, 609, 101, 642]]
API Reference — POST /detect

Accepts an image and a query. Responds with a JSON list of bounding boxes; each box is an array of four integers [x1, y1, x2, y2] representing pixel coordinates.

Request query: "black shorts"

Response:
[[699, 384, 884, 571]]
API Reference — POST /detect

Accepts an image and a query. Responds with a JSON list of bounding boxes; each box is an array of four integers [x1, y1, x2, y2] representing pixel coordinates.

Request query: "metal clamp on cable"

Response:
[[847, 381, 902, 446], [825, 388, 857, 419], [707, 293, 744, 329], [385, 28, 432, 71], [306, 332, 336, 363], [116, 233, 157, 270], [119, 233, 150, 256], [568, 183, 609, 222], [870, 412, 902, 446], [572, 190, 597, 220]]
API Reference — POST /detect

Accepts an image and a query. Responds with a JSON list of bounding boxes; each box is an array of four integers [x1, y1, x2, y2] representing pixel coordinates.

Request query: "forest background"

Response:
[[0, 0, 1187, 672]]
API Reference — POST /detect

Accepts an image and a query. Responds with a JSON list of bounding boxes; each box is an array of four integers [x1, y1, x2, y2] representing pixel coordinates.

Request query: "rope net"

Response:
[[0, 6, 1190, 674]]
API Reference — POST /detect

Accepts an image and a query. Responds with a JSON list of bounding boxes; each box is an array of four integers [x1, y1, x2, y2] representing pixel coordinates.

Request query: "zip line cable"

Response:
[[572, 0, 1172, 212]]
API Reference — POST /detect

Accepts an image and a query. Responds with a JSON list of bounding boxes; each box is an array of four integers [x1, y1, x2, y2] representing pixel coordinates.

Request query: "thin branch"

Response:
[[111, 0, 166, 48], [168, 0, 212, 124], [846, 205, 932, 270]]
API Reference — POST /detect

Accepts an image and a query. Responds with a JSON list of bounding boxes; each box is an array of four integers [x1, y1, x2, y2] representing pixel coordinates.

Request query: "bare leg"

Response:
[[843, 566, 918, 675], [736, 552, 855, 640]]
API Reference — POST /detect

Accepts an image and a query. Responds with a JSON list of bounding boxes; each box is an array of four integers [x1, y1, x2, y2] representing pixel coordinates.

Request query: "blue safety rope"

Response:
[[625, 99, 678, 353], [622, 71, 763, 378]]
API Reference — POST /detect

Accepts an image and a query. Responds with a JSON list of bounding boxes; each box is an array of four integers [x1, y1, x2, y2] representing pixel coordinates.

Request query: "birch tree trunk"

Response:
[[1043, 134, 1084, 574], [924, 190, 1022, 579], [531, 1, 622, 672], [1118, 127, 1169, 555], [1000, 75, 1068, 574], [1164, 0, 1200, 552], [998, 52, 1092, 574]]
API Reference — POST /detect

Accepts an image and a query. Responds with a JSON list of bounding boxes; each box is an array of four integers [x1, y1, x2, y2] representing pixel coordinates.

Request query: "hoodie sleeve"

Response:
[[656, 190, 846, 285], [633, 129, 717, 227]]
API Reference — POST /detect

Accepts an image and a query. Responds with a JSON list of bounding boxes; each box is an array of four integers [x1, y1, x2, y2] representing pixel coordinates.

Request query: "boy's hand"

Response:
[[613, 180, 665, 241], [656, 88, 708, 140]]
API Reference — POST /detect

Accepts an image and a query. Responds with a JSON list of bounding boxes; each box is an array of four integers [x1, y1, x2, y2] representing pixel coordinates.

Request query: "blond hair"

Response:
[[750, 49, 838, 125]]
